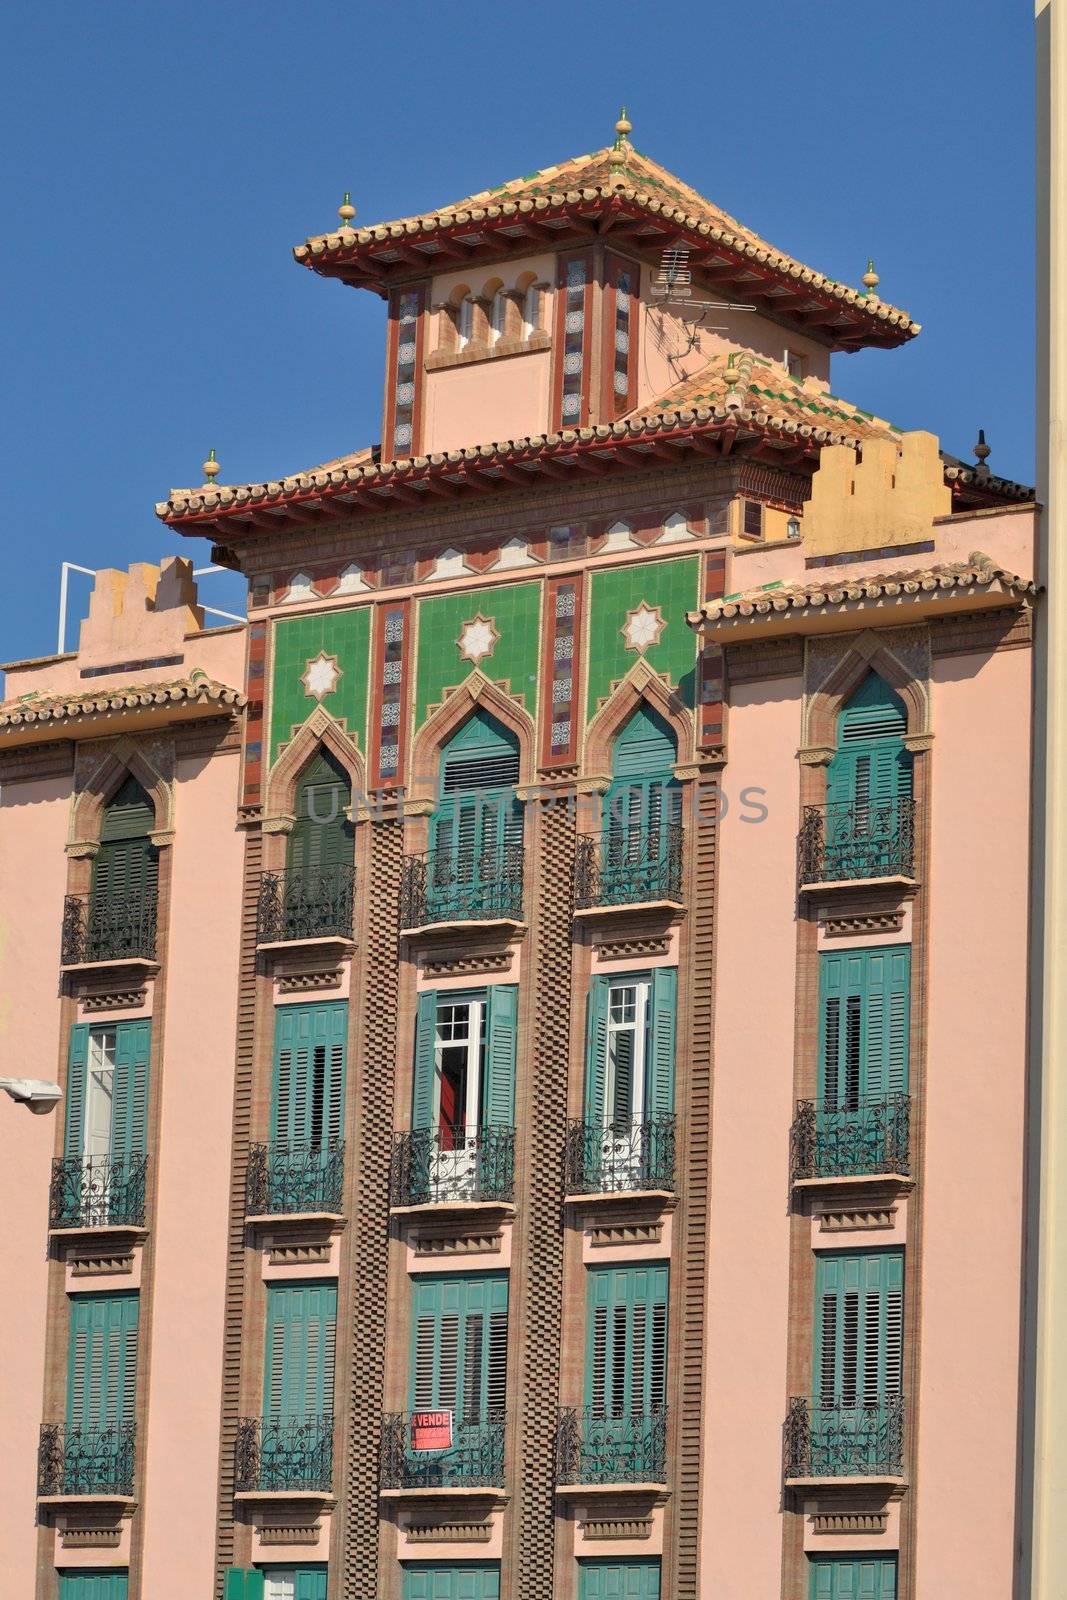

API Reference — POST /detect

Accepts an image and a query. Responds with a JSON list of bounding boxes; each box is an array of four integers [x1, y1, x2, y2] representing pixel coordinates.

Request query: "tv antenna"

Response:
[[650, 245, 756, 325]]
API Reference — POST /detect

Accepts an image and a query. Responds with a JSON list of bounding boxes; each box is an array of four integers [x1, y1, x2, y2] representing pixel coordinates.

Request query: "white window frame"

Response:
[[85, 1026, 117, 1159], [433, 997, 485, 1133], [605, 979, 650, 1126]]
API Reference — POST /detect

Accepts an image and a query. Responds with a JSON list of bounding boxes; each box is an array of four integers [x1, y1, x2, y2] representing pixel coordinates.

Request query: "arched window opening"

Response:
[[822, 671, 914, 881], [427, 710, 523, 922], [266, 747, 355, 941], [593, 704, 681, 907], [85, 773, 159, 961]]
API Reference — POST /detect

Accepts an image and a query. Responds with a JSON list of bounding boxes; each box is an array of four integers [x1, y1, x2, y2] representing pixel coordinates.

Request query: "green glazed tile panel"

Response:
[[414, 584, 541, 734], [269, 607, 372, 765], [586, 558, 700, 720]]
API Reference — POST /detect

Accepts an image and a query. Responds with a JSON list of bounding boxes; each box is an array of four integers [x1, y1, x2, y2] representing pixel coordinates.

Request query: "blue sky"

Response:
[[1, 0, 1033, 674]]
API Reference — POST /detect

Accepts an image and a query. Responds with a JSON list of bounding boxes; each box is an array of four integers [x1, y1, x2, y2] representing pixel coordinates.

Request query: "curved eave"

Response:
[[293, 191, 918, 353], [687, 575, 1038, 644]]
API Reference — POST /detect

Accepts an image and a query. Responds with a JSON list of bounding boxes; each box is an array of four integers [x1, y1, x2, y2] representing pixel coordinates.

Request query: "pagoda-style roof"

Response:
[[687, 552, 1038, 642], [0, 672, 245, 747], [294, 140, 918, 352], [156, 352, 1032, 543]]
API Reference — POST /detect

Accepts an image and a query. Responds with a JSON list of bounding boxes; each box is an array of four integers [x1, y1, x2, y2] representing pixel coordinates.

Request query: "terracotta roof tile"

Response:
[[688, 552, 1037, 630], [0, 672, 245, 732]]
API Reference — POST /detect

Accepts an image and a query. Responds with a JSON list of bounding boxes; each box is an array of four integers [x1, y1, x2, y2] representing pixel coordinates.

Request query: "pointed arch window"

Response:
[[818, 672, 915, 882], [261, 748, 355, 943], [422, 711, 524, 924], [580, 706, 681, 909], [74, 774, 159, 963]]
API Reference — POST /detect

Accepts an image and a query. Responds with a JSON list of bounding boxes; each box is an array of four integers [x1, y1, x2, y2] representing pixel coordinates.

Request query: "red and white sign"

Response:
[[410, 1409, 453, 1451]]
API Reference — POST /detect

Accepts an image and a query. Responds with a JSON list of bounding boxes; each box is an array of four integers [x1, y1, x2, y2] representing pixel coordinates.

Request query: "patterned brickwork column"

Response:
[[513, 790, 577, 1600], [213, 824, 263, 1596], [341, 809, 404, 1596], [668, 775, 718, 1598]]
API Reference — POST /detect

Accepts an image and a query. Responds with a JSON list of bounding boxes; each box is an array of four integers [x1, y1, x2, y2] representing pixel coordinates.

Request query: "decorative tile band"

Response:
[[374, 603, 409, 785], [406, 1520, 493, 1544], [581, 1515, 653, 1541], [541, 575, 582, 767], [242, 621, 268, 807], [413, 1232, 503, 1257], [810, 1511, 889, 1535], [824, 911, 905, 938], [590, 1221, 664, 1248]]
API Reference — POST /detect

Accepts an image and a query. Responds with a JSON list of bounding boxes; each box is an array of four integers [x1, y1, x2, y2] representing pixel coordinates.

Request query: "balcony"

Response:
[[380, 1412, 506, 1493], [554, 1407, 667, 1488], [61, 890, 157, 966], [573, 824, 683, 914], [235, 1414, 334, 1495], [246, 1140, 345, 1218], [798, 800, 916, 888], [783, 1396, 904, 1485], [38, 1421, 135, 1500], [564, 1117, 676, 1199], [257, 864, 355, 946], [391, 1126, 515, 1211], [49, 1154, 148, 1230], [399, 845, 524, 934], [791, 1096, 910, 1187]]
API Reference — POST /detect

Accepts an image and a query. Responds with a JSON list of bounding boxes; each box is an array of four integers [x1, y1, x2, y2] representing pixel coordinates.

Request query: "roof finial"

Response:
[[862, 258, 880, 297], [202, 447, 220, 486], [614, 106, 632, 149], [338, 191, 356, 230], [973, 427, 991, 479]]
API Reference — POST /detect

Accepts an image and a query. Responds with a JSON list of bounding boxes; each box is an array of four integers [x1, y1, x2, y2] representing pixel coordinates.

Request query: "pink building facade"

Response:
[[0, 125, 1038, 1600]]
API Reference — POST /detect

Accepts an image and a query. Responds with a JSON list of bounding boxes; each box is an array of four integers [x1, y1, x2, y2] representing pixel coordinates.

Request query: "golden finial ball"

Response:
[[615, 107, 632, 141], [338, 191, 356, 227], [862, 258, 880, 292], [202, 449, 220, 483]]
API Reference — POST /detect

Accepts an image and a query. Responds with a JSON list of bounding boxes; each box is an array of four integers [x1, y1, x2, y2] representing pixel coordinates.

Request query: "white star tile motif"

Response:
[[301, 651, 342, 700], [457, 614, 500, 665], [622, 602, 666, 654]]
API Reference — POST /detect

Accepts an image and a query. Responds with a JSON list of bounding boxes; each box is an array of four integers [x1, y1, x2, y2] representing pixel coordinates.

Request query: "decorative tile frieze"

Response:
[[724, 636, 805, 684], [581, 1514, 653, 1541], [276, 969, 343, 994], [405, 1519, 493, 1543], [589, 1220, 664, 1248], [259, 1521, 322, 1546], [810, 1510, 889, 1535], [823, 911, 905, 938], [82, 986, 149, 1012], [817, 1207, 897, 1233], [593, 934, 672, 962], [929, 603, 1032, 657], [413, 1231, 503, 1257], [422, 950, 513, 979]]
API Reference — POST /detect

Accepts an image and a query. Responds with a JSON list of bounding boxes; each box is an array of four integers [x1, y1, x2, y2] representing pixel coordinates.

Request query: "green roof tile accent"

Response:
[[586, 557, 700, 720], [269, 606, 371, 766], [414, 583, 542, 733]]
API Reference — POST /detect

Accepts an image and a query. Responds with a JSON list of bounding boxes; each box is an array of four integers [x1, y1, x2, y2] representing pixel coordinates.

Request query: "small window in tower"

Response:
[[457, 296, 475, 350], [787, 516, 801, 540], [785, 349, 805, 381], [522, 283, 542, 339], [742, 500, 764, 540]]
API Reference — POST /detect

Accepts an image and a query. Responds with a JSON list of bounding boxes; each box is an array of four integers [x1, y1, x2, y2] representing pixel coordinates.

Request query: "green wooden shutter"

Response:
[[402, 1565, 501, 1600], [291, 1567, 328, 1600], [223, 1573, 265, 1600], [412, 991, 438, 1131], [271, 1002, 347, 1145], [814, 1251, 904, 1407], [484, 986, 517, 1126], [648, 969, 677, 1118], [288, 749, 354, 873], [63, 1024, 91, 1159], [605, 705, 678, 870], [92, 835, 158, 906], [827, 672, 912, 811], [110, 1020, 150, 1161], [431, 712, 522, 877], [263, 1282, 337, 1422], [819, 949, 910, 1105], [409, 1273, 508, 1422], [809, 1555, 897, 1600], [58, 1574, 131, 1600], [585, 1264, 668, 1417], [584, 977, 611, 1125], [579, 1560, 661, 1600], [67, 1293, 139, 1431]]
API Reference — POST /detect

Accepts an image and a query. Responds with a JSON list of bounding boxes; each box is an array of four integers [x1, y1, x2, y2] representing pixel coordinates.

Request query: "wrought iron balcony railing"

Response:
[[38, 1421, 135, 1497], [61, 890, 158, 965], [783, 1396, 904, 1480], [257, 864, 355, 944], [234, 1414, 334, 1493], [246, 1140, 345, 1216], [380, 1411, 506, 1490], [798, 799, 916, 886], [399, 844, 524, 929], [49, 1154, 148, 1230], [564, 1117, 676, 1196], [554, 1407, 667, 1485], [791, 1095, 911, 1183], [573, 823, 683, 910], [391, 1126, 515, 1207]]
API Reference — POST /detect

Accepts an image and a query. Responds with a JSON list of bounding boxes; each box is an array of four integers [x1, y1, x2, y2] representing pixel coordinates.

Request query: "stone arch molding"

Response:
[[408, 670, 536, 806], [68, 738, 174, 852], [263, 706, 367, 824], [802, 629, 931, 760], [582, 658, 696, 779]]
